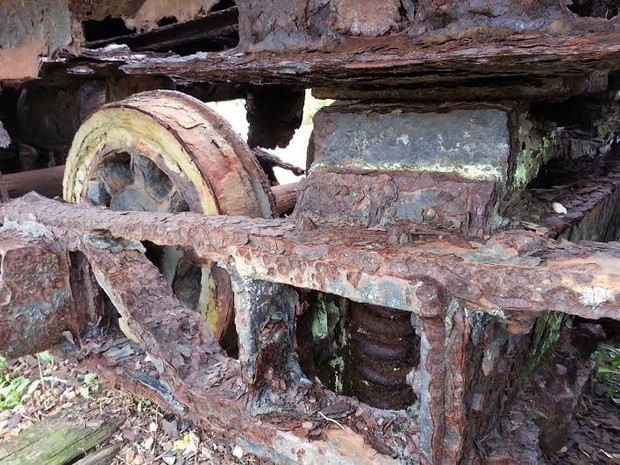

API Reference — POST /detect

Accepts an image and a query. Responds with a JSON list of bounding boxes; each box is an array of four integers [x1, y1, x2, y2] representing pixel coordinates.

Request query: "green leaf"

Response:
[[38, 351, 55, 364], [598, 366, 620, 377]]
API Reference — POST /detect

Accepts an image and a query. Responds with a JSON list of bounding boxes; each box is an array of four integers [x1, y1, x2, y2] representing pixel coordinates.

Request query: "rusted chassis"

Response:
[[0, 1, 619, 464], [1, 193, 620, 464]]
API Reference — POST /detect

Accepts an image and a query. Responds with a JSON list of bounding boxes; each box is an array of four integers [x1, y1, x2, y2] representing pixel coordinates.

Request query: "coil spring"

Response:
[[349, 302, 419, 410]]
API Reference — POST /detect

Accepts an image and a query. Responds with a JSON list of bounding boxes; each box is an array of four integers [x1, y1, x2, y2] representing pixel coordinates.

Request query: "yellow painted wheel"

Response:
[[64, 90, 274, 350]]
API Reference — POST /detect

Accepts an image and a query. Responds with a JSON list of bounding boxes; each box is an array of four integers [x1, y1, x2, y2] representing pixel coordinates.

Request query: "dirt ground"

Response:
[[548, 379, 620, 465], [1, 344, 619, 465], [0, 354, 272, 465]]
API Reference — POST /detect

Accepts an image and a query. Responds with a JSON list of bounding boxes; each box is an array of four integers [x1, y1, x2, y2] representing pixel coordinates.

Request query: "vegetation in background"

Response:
[[594, 343, 620, 404], [302, 90, 333, 126], [0, 356, 30, 411]]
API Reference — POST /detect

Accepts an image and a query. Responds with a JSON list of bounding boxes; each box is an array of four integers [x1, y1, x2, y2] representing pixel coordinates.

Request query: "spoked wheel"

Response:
[[63, 90, 274, 352]]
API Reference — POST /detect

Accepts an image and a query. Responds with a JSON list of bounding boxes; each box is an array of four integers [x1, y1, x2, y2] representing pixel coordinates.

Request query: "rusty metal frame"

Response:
[[1, 193, 620, 464], [4, 194, 620, 320]]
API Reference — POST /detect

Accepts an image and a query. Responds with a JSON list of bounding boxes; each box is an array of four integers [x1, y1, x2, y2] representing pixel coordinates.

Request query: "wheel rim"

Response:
[[64, 90, 274, 348]]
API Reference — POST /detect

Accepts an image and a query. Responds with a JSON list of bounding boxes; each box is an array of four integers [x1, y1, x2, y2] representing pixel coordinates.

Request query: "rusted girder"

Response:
[[76, 32, 620, 99], [78, 240, 407, 465], [3, 193, 620, 323], [0, 229, 76, 358]]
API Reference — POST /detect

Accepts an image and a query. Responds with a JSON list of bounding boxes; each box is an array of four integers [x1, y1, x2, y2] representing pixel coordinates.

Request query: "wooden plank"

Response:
[[73, 443, 122, 465], [0, 416, 124, 465]]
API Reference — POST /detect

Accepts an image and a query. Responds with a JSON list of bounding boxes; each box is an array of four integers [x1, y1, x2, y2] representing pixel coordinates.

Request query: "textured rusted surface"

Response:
[[97, 32, 620, 100], [78, 240, 410, 464], [236, 0, 410, 50], [0, 0, 220, 82], [63, 90, 276, 345], [6, 194, 620, 322], [311, 71, 611, 102], [236, 0, 618, 51], [3, 0, 620, 104], [0, 0, 73, 82], [441, 300, 470, 465], [230, 275, 300, 388], [300, 104, 506, 235], [3, 193, 620, 463], [64, 90, 275, 218], [0, 229, 75, 358], [411, 282, 447, 465], [308, 105, 512, 182], [295, 172, 497, 235], [349, 303, 419, 410]]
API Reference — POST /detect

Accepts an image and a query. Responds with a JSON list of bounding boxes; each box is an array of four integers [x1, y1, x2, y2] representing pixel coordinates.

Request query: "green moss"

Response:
[[328, 357, 345, 392], [597, 120, 615, 139], [512, 127, 556, 195], [526, 311, 565, 372], [310, 294, 340, 340]]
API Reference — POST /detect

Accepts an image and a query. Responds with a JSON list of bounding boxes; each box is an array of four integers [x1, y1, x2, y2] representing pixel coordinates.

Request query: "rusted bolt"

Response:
[[414, 280, 444, 318]]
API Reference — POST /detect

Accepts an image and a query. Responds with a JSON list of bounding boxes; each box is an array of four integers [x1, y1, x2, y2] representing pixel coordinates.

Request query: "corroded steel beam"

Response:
[[79, 241, 405, 465], [3, 193, 620, 323], [0, 230, 75, 358], [94, 32, 620, 95]]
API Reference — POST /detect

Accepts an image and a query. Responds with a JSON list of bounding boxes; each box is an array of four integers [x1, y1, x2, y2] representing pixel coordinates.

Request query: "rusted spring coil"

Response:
[[349, 303, 419, 410]]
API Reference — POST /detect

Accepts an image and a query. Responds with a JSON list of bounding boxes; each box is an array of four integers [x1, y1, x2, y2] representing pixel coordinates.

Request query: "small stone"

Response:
[[232, 445, 244, 458], [552, 202, 567, 215], [593, 382, 608, 397], [162, 456, 176, 465], [149, 421, 158, 433], [143, 436, 154, 450], [162, 419, 178, 437]]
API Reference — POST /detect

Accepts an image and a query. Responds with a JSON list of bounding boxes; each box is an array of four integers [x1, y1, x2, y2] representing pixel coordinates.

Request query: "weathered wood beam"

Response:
[[3, 193, 620, 322], [0, 416, 123, 465]]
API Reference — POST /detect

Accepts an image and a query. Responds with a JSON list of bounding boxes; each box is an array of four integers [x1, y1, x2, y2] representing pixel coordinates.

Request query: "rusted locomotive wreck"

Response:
[[1, 1, 620, 463]]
